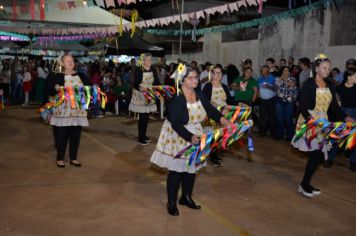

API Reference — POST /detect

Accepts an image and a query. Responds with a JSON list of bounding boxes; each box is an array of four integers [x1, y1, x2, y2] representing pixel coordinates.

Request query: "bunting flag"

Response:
[[93, 0, 156, 6], [175, 120, 254, 167], [292, 118, 356, 150], [143, 86, 176, 102], [145, 0, 345, 36], [67, 1, 76, 10], [0, 30, 30, 41], [39, 85, 107, 123], [1, 0, 342, 38], [58, 2, 68, 10]]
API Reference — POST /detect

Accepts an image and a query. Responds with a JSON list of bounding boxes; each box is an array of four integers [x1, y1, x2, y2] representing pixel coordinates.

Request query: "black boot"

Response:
[[167, 201, 179, 216], [179, 195, 201, 210], [350, 162, 356, 172], [323, 159, 334, 168]]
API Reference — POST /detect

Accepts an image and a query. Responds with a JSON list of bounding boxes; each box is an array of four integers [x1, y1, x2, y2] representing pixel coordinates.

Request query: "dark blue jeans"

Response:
[[275, 98, 295, 140]]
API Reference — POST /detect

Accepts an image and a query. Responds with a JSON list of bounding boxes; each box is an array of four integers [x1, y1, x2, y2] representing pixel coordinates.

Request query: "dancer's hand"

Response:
[[345, 116, 355, 123], [221, 108, 229, 115], [191, 135, 200, 145], [55, 84, 60, 91], [140, 86, 148, 92], [220, 117, 232, 126]]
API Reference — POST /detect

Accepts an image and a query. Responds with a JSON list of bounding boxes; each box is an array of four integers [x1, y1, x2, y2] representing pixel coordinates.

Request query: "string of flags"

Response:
[[1, 0, 264, 36]]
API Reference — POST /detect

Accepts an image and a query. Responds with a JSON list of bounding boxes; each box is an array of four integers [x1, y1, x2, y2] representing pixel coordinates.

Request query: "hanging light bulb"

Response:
[[0, 5, 4, 10], [83, 0, 87, 6]]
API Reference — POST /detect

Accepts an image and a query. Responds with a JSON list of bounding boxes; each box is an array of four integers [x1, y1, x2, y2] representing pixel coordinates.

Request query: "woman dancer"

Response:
[[293, 55, 354, 197], [49, 54, 91, 168], [203, 64, 236, 167], [129, 53, 160, 145], [150, 65, 230, 216]]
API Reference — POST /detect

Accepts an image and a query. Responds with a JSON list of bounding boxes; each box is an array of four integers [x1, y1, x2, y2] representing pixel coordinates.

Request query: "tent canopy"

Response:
[[102, 34, 165, 57]]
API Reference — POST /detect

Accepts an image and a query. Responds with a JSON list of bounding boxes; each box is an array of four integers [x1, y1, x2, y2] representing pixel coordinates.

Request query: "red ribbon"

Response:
[[30, 0, 35, 20], [221, 127, 230, 149], [40, 0, 45, 21], [12, 0, 17, 20]]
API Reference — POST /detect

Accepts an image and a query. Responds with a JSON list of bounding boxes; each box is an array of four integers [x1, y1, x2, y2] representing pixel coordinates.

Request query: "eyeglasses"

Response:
[[186, 76, 198, 80]]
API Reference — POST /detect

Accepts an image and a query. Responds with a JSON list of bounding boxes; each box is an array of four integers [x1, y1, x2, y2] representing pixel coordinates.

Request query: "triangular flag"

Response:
[[58, 2, 68, 10], [181, 14, 189, 22], [196, 10, 205, 19], [237, 0, 247, 8], [106, 0, 116, 8], [246, 0, 258, 6], [67, 1, 77, 10], [229, 2, 238, 12], [217, 5, 229, 14]]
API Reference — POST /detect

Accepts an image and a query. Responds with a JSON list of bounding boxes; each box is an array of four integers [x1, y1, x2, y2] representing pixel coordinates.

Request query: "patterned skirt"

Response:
[[129, 89, 157, 113], [150, 120, 206, 173]]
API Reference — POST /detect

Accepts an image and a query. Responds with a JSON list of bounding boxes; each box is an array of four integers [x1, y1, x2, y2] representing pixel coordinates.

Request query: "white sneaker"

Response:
[[298, 185, 314, 198], [310, 186, 321, 195]]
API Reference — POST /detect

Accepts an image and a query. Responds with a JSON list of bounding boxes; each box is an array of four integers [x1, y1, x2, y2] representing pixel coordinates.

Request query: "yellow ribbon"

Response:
[[131, 9, 138, 38], [214, 129, 221, 141]]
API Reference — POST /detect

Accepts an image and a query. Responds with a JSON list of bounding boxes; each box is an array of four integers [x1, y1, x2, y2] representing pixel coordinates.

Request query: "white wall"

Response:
[[166, 5, 356, 72]]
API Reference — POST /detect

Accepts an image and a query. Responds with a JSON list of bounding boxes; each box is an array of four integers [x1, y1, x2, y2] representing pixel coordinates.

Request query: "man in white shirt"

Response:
[[199, 62, 212, 90]]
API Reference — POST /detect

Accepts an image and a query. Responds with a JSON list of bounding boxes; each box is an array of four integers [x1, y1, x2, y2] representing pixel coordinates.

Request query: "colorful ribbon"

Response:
[[0, 90, 5, 110], [143, 85, 176, 102], [205, 105, 252, 126], [39, 85, 107, 119], [175, 120, 254, 168], [292, 118, 356, 150]]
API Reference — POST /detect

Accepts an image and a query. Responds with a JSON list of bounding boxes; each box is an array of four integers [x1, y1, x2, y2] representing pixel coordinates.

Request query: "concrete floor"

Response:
[[0, 107, 356, 236]]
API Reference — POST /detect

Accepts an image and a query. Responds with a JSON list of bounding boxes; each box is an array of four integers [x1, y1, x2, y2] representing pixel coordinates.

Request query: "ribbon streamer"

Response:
[[30, 0, 35, 20], [205, 105, 252, 126], [131, 9, 138, 38], [40, 0, 45, 21], [292, 118, 356, 150], [175, 120, 254, 168], [39, 85, 107, 121], [0, 90, 5, 110], [143, 86, 176, 102]]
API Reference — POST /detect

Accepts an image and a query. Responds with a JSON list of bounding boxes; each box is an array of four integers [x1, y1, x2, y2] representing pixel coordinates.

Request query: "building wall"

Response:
[[166, 2, 356, 72]]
